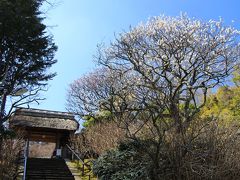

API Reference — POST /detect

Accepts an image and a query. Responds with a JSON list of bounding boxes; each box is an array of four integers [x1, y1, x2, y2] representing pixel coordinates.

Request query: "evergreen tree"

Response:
[[0, 0, 57, 131]]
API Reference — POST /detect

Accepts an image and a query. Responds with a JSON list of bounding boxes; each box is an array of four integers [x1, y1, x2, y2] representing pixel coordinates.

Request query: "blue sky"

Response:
[[32, 0, 240, 112]]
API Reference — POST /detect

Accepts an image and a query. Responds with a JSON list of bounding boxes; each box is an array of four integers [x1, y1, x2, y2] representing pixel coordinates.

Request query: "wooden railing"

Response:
[[22, 139, 29, 180], [66, 144, 92, 177], [66, 144, 84, 163]]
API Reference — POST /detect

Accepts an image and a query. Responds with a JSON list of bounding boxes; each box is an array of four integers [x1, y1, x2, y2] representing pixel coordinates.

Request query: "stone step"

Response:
[[65, 160, 83, 180], [26, 158, 74, 180]]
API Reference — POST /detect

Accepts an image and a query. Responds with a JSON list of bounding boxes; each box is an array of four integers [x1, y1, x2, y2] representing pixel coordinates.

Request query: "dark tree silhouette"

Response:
[[0, 0, 57, 133]]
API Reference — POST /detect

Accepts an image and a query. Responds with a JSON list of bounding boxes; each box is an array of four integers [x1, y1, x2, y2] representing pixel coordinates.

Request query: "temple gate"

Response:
[[10, 108, 79, 158]]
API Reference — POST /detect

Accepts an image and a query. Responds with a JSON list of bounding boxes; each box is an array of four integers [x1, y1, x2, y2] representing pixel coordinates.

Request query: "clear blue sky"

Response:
[[32, 0, 240, 112]]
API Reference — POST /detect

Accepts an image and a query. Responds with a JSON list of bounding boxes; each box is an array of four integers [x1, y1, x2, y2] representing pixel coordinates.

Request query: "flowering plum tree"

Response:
[[97, 14, 240, 133], [66, 68, 117, 126], [68, 15, 240, 179]]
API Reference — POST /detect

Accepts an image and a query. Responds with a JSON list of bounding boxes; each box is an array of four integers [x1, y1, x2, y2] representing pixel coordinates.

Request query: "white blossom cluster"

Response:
[[97, 14, 240, 119], [102, 14, 240, 92], [68, 14, 240, 127]]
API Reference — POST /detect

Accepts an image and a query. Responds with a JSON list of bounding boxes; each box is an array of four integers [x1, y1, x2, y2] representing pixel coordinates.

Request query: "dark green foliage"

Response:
[[0, 0, 57, 94], [93, 140, 152, 180], [82, 110, 112, 127], [0, 0, 57, 127]]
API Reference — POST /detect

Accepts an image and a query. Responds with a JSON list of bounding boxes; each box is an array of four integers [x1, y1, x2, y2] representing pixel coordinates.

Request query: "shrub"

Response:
[[0, 132, 24, 179], [93, 140, 151, 180], [70, 121, 125, 157], [93, 120, 240, 180]]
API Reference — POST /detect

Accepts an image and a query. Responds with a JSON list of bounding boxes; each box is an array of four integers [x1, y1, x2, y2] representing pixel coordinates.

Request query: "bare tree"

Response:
[[66, 68, 117, 124], [0, 131, 25, 179]]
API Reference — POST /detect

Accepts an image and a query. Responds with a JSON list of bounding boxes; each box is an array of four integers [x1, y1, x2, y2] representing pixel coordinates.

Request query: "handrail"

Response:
[[66, 144, 84, 164], [66, 144, 93, 178], [23, 154, 27, 180], [22, 139, 29, 180], [66, 144, 87, 176]]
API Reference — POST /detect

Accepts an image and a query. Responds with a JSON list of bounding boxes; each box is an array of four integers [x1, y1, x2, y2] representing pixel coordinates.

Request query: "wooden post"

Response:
[[23, 138, 29, 180], [26, 138, 29, 158], [56, 133, 60, 149], [71, 151, 74, 160], [82, 159, 85, 176]]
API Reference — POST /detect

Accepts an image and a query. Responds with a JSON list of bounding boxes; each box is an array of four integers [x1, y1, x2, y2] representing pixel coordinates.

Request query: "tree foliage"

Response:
[[0, 0, 57, 127], [93, 141, 151, 180], [201, 88, 240, 124]]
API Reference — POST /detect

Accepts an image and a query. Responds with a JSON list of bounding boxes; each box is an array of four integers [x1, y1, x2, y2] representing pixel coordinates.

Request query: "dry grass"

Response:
[[71, 121, 125, 157], [151, 119, 240, 179]]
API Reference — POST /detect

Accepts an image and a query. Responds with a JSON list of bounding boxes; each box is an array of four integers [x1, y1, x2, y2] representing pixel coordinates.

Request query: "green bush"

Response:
[[93, 140, 151, 180]]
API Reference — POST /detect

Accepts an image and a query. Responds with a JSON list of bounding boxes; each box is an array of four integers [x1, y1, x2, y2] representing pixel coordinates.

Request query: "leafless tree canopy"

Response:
[[66, 68, 114, 118]]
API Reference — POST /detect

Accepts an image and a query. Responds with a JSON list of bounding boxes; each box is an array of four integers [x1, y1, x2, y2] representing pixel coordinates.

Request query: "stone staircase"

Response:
[[26, 158, 74, 180], [65, 160, 82, 180]]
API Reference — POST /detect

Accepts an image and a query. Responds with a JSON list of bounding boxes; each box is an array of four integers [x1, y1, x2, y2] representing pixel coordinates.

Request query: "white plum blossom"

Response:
[[97, 14, 240, 128]]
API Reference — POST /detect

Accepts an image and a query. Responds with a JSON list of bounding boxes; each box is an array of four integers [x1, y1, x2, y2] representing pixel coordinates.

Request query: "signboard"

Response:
[[56, 149, 62, 157]]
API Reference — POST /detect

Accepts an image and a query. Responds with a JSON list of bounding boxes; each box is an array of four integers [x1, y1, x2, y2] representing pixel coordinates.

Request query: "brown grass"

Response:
[[71, 121, 125, 157]]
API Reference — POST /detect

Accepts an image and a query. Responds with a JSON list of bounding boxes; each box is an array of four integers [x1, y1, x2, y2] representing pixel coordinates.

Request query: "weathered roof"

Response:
[[10, 108, 79, 131]]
